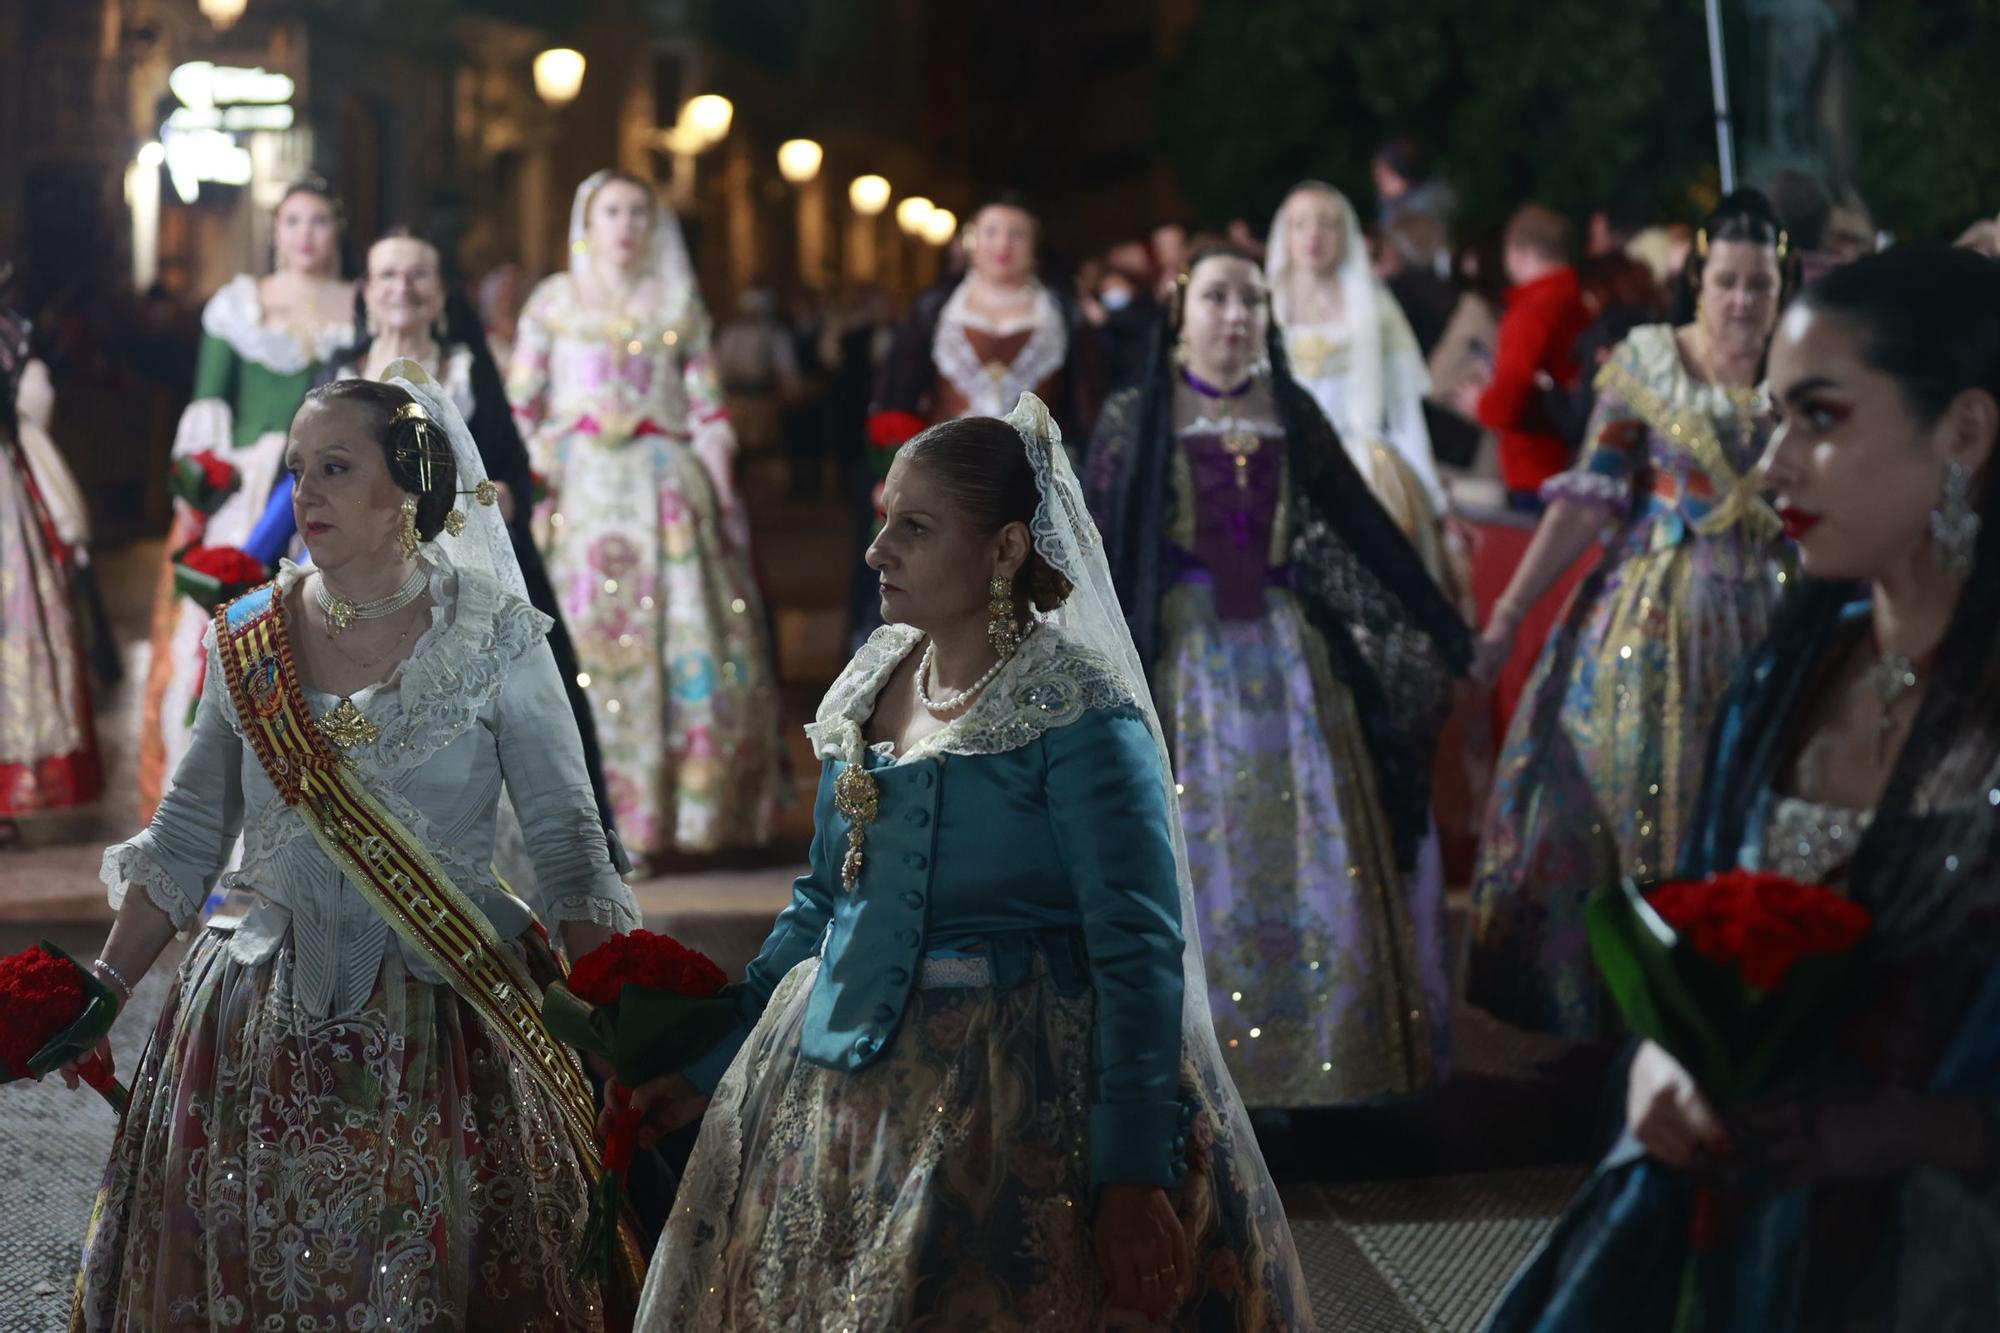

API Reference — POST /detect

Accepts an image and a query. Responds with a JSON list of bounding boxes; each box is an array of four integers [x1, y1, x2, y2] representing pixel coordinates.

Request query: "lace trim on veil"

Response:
[[803, 623, 1135, 769]]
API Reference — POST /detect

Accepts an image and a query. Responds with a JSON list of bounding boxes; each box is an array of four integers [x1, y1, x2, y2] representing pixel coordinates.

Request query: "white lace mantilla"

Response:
[[930, 281, 1068, 418], [202, 274, 355, 375], [804, 623, 1135, 770], [333, 344, 476, 421]]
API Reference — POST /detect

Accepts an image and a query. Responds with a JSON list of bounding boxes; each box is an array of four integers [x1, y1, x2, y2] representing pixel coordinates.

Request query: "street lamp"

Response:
[[682, 95, 734, 149], [533, 49, 586, 109], [776, 139, 823, 185], [921, 207, 957, 247], [848, 175, 891, 216], [895, 196, 935, 236], [199, 0, 247, 29]]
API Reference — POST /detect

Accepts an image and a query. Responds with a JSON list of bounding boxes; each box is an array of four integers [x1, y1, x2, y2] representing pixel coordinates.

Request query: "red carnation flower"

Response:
[[193, 451, 238, 490], [565, 928, 727, 1006], [1645, 870, 1871, 993], [0, 942, 127, 1111], [867, 410, 928, 450], [180, 545, 269, 587]]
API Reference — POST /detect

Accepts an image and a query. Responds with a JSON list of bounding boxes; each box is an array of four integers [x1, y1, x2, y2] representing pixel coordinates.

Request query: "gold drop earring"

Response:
[[398, 495, 420, 558], [987, 574, 1022, 657]]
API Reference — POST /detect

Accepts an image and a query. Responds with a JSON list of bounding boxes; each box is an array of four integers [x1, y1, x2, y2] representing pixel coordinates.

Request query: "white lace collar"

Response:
[[805, 622, 1134, 767], [931, 280, 1068, 418], [1622, 323, 1772, 417], [203, 274, 356, 374], [269, 557, 552, 767]]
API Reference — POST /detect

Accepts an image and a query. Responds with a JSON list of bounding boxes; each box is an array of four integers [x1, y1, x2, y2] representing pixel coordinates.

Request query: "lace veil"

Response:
[[378, 357, 528, 604], [567, 169, 696, 330], [1266, 180, 1423, 446], [1005, 390, 1311, 1311]]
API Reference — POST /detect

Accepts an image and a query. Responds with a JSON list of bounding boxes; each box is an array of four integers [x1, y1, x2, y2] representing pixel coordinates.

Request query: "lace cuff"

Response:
[[100, 842, 201, 932], [1540, 468, 1629, 510], [544, 891, 642, 933]]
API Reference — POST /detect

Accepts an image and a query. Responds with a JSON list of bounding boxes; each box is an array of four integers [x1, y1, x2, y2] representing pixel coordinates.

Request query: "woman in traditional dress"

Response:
[[139, 178, 356, 822], [857, 194, 1102, 640], [0, 299, 101, 842], [1487, 243, 2000, 1333], [1267, 183, 1449, 533], [1085, 246, 1471, 1108], [1465, 191, 1795, 1038], [62, 362, 642, 1328], [508, 170, 782, 864], [329, 228, 619, 857], [621, 394, 1310, 1330]]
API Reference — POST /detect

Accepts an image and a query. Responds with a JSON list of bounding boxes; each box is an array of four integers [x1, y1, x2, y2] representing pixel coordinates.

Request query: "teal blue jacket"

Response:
[[684, 628, 1190, 1190]]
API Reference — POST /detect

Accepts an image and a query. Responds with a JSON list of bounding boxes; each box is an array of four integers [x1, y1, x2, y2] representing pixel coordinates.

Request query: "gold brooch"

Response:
[[473, 479, 499, 507], [832, 762, 879, 891], [318, 697, 380, 751]]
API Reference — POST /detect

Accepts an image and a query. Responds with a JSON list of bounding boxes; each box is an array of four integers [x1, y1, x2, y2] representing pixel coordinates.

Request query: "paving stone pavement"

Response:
[[0, 924, 1574, 1332]]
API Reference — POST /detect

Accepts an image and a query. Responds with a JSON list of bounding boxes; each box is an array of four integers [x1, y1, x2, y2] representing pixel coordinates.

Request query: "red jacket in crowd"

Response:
[[1477, 266, 1591, 495]]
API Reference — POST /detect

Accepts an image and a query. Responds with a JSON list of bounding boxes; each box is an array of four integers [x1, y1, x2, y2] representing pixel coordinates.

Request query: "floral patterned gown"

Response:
[[77, 562, 640, 1330], [1466, 324, 1791, 1037], [509, 273, 784, 858]]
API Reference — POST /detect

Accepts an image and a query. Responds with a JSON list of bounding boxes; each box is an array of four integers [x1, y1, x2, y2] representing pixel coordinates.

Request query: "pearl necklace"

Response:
[[315, 564, 427, 636], [917, 630, 1029, 717]]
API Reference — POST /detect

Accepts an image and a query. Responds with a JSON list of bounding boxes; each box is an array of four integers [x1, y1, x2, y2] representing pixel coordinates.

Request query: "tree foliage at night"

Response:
[[1160, 0, 1718, 236], [1848, 0, 2000, 242]]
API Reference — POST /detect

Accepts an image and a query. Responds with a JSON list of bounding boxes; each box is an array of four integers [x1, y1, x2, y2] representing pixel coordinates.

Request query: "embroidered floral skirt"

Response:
[[639, 959, 1309, 1331], [72, 928, 615, 1331], [0, 435, 100, 816], [534, 433, 783, 859], [1158, 584, 1447, 1107], [1466, 532, 1783, 1037]]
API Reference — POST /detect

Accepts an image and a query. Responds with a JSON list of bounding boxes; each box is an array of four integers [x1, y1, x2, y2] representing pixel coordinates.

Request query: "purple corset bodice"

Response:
[[1175, 428, 1285, 619]]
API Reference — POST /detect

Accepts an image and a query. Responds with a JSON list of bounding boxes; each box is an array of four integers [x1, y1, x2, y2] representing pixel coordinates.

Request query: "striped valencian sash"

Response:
[[212, 584, 604, 1168]]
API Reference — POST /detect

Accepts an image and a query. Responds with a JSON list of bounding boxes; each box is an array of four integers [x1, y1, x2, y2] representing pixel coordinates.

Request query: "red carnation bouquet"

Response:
[[543, 929, 738, 1280], [1589, 870, 1872, 1326], [0, 941, 129, 1113], [172, 543, 269, 612], [169, 450, 242, 517], [866, 409, 928, 452]]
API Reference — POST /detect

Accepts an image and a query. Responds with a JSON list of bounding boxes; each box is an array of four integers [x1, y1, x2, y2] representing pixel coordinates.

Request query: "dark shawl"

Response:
[[1083, 322, 1472, 871]]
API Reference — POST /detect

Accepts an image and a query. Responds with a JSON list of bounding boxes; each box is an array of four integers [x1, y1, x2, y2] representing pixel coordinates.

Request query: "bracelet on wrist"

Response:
[[90, 957, 134, 1004]]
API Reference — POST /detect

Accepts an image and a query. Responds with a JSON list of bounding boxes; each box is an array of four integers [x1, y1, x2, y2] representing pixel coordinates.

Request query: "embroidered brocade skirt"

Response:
[[1465, 530, 1784, 1037], [1158, 584, 1448, 1107], [533, 432, 784, 858], [0, 435, 100, 816], [72, 928, 615, 1332], [640, 958, 1308, 1331]]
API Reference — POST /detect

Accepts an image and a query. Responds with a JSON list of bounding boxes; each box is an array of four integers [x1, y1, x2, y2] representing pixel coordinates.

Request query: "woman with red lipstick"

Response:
[[1085, 246, 1471, 1109], [1467, 190, 1796, 1038], [1486, 243, 2000, 1333], [139, 178, 356, 823], [508, 170, 784, 866]]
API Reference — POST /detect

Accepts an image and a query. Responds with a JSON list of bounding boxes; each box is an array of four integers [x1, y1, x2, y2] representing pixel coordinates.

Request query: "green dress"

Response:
[[139, 273, 351, 820]]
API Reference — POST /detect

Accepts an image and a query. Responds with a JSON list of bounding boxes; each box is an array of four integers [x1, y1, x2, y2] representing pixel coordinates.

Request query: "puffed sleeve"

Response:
[[1539, 337, 1650, 512], [506, 282, 557, 469], [100, 637, 244, 930], [491, 634, 640, 932], [681, 760, 841, 1094], [1044, 704, 1188, 1191], [171, 333, 241, 468]]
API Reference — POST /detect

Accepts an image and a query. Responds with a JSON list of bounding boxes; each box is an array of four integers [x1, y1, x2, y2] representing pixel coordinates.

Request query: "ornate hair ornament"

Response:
[[1695, 227, 1708, 259]]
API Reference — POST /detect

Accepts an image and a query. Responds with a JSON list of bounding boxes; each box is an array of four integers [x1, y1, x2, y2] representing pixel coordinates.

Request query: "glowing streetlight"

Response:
[[895, 196, 935, 237], [776, 139, 823, 185], [533, 49, 586, 109], [199, 0, 247, 29], [921, 207, 958, 247], [848, 175, 891, 216], [682, 95, 735, 149]]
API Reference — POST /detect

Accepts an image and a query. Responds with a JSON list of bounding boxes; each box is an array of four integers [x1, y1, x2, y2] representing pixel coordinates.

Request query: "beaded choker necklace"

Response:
[[1180, 367, 1254, 399], [315, 564, 427, 636]]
